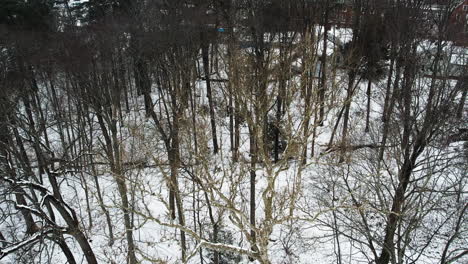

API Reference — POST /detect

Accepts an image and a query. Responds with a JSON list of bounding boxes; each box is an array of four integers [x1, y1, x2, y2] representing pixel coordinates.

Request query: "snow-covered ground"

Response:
[[1, 25, 466, 264]]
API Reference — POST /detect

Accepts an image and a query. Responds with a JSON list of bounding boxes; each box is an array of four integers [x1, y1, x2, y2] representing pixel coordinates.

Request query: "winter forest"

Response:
[[0, 0, 467, 263]]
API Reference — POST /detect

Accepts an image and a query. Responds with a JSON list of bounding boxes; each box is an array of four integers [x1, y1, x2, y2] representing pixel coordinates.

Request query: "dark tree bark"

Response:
[[377, 38, 446, 264], [455, 76, 467, 119], [379, 58, 402, 162], [340, 70, 357, 161], [319, 1, 330, 125], [202, 32, 219, 154], [53, 235, 77, 264], [249, 127, 258, 254], [364, 79, 372, 132]]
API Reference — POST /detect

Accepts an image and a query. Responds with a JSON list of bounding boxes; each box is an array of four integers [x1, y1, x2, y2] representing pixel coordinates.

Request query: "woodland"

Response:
[[0, 0, 467, 263]]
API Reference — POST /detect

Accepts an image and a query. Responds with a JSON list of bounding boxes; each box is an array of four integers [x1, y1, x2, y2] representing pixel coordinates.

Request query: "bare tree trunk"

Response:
[[53, 236, 77, 264], [381, 48, 395, 123], [455, 76, 466, 119], [364, 79, 372, 132], [340, 71, 357, 161], [202, 34, 219, 154], [111, 125, 137, 264], [234, 97, 240, 162], [84, 100, 114, 245], [93, 168, 114, 245], [302, 69, 312, 164], [190, 78, 199, 155], [0, 231, 6, 247], [0, 114, 40, 235], [229, 80, 235, 158], [97, 112, 137, 264], [275, 91, 283, 163], [25, 172, 98, 264], [378, 40, 440, 264], [379, 60, 401, 162], [249, 127, 257, 254], [331, 184, 342, 264], [72, 226, 99, 264], [377, 153, 417, 264], [142, 69, 187, 260], [275, 43, 286, 162], [169, 110, 187, 261], [311, 106, 318, 157], [319, 3, 330, 125]]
